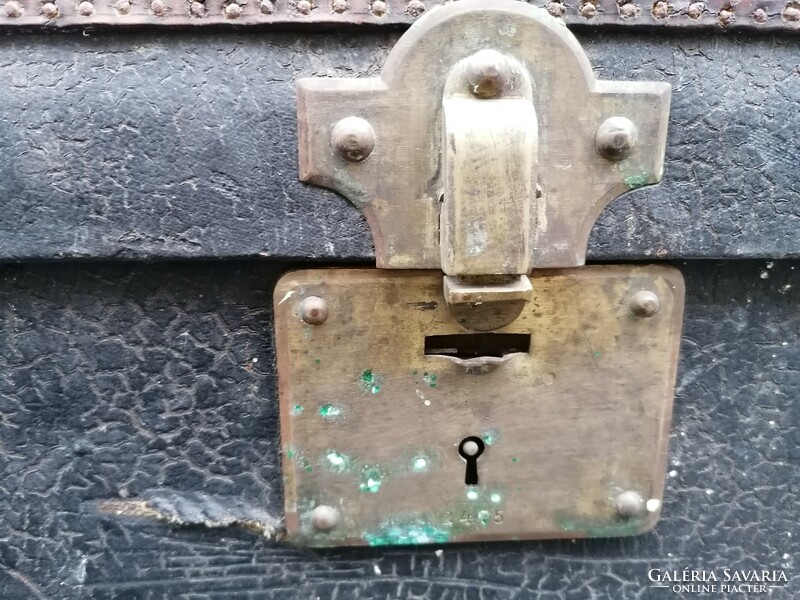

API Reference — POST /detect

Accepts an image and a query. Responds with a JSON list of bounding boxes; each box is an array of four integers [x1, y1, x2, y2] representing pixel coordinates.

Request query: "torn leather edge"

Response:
[[98, 489, 286, 540]]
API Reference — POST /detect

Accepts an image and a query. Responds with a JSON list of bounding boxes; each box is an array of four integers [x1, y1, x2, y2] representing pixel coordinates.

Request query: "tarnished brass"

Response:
[[275, 265, 684, 547], [297, 0, 671, 271], [281, 0, 684, 548]]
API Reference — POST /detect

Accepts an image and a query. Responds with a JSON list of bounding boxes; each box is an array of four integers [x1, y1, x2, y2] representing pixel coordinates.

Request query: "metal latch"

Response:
[[276, 0, 684, 547]]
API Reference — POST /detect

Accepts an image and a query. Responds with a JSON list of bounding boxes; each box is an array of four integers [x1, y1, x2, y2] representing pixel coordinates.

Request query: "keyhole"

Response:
[[458, 436, 485, 485]]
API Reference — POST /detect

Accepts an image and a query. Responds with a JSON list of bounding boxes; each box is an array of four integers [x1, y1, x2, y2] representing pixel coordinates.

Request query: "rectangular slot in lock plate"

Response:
[[274, 265, 685, 547]]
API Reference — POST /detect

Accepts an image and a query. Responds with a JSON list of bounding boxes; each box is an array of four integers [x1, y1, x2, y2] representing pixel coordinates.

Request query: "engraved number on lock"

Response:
[[442, 510, 504, 525]]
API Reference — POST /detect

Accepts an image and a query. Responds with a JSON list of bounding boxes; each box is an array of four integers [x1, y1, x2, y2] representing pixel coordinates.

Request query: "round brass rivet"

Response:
[[371, 0, 386, 16], [331, 117, 375, 163], [630, 290, 660, 317], [615, 491, 645, 518], [300, 296, 329, 326], [190, 1, 204, 16], [579, 1, 597, 18], [687, 1, 705, 18], [5, 0, 23, 17], [296, 0, 311, 14], [77, 0, 94, 15], [596, 117, 638, 161], [783, 5, 800, 20], [406, 0, 425, 17], [151, 0, 166, 15], [115, 0, 131, 14], [465, 49, 510, 99], [42, 2, 59, 18], [260, 0, 274, 12], [311, 505, 339, 531], [224, 2, 242, 18]]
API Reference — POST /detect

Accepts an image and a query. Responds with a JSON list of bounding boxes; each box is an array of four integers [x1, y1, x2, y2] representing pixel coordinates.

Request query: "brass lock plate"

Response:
[[275, 265, 684, 547]]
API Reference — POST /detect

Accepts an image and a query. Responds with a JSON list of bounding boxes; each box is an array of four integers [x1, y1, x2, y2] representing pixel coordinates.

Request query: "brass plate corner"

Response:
[[274, 265, 684, 547]]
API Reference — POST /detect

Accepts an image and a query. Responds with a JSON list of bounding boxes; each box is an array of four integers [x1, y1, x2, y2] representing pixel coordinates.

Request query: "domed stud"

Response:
[[630, 290, 660, 318], [331, 117, 376, 163], [311, 505, 339, 531], [300, 296, 329, 326], [596, 116, 638, 161], [614, 490, 645, 518]]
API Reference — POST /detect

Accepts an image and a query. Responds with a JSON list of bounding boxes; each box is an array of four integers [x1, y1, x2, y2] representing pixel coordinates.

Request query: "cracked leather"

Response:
[[0, 260, 797, 599], [0, 30, 798, 262]]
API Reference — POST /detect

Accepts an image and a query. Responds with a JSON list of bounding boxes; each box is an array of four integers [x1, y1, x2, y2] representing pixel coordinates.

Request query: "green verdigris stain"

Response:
[[363, 519, 451, 546], [319, 403, 342, 418], [324, 450, 355, 473], [624, 173, 649, 190], [359, 369, 381, 394], [314, 358, 321, 365], [482, 430, 500, 446], [359, 466, 384, 493], [292, 405, 304, 415], [422, 372, 437, 388], [361, 489, 508, 546], [293, 454, 313, 472], [556, 512, 645, 538], [411, 455, 431, 473]]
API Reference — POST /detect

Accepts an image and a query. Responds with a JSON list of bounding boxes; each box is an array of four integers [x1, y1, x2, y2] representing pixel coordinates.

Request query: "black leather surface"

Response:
[[0, 29, 798, 262], [0, 260, 797, 599]]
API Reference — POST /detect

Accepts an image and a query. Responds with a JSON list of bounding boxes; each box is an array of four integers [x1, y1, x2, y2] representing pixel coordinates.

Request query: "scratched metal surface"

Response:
[[0, 259, 796, 599], [0, 29, 799, 263]]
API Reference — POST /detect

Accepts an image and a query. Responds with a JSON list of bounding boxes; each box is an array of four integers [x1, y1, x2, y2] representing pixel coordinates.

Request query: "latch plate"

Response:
[[275, 265, 684, 547]]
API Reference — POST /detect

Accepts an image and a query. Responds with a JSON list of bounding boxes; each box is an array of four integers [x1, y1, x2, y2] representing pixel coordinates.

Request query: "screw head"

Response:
[[464, 49, 510, 99], [596, 117, 638, 161], [630, 290, 660, 318], [224, 2, 242, 18], [311, 505, 339, 531], [42, 1, 59, 17], [78, 1, 94, 15], [300, 296, 329, 326], [331, 117, 375, 163], [615, 491, 645, 518]]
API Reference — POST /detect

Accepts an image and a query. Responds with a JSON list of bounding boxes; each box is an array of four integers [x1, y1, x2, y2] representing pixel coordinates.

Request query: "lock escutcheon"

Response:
[[279, 0, 683, 547]]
